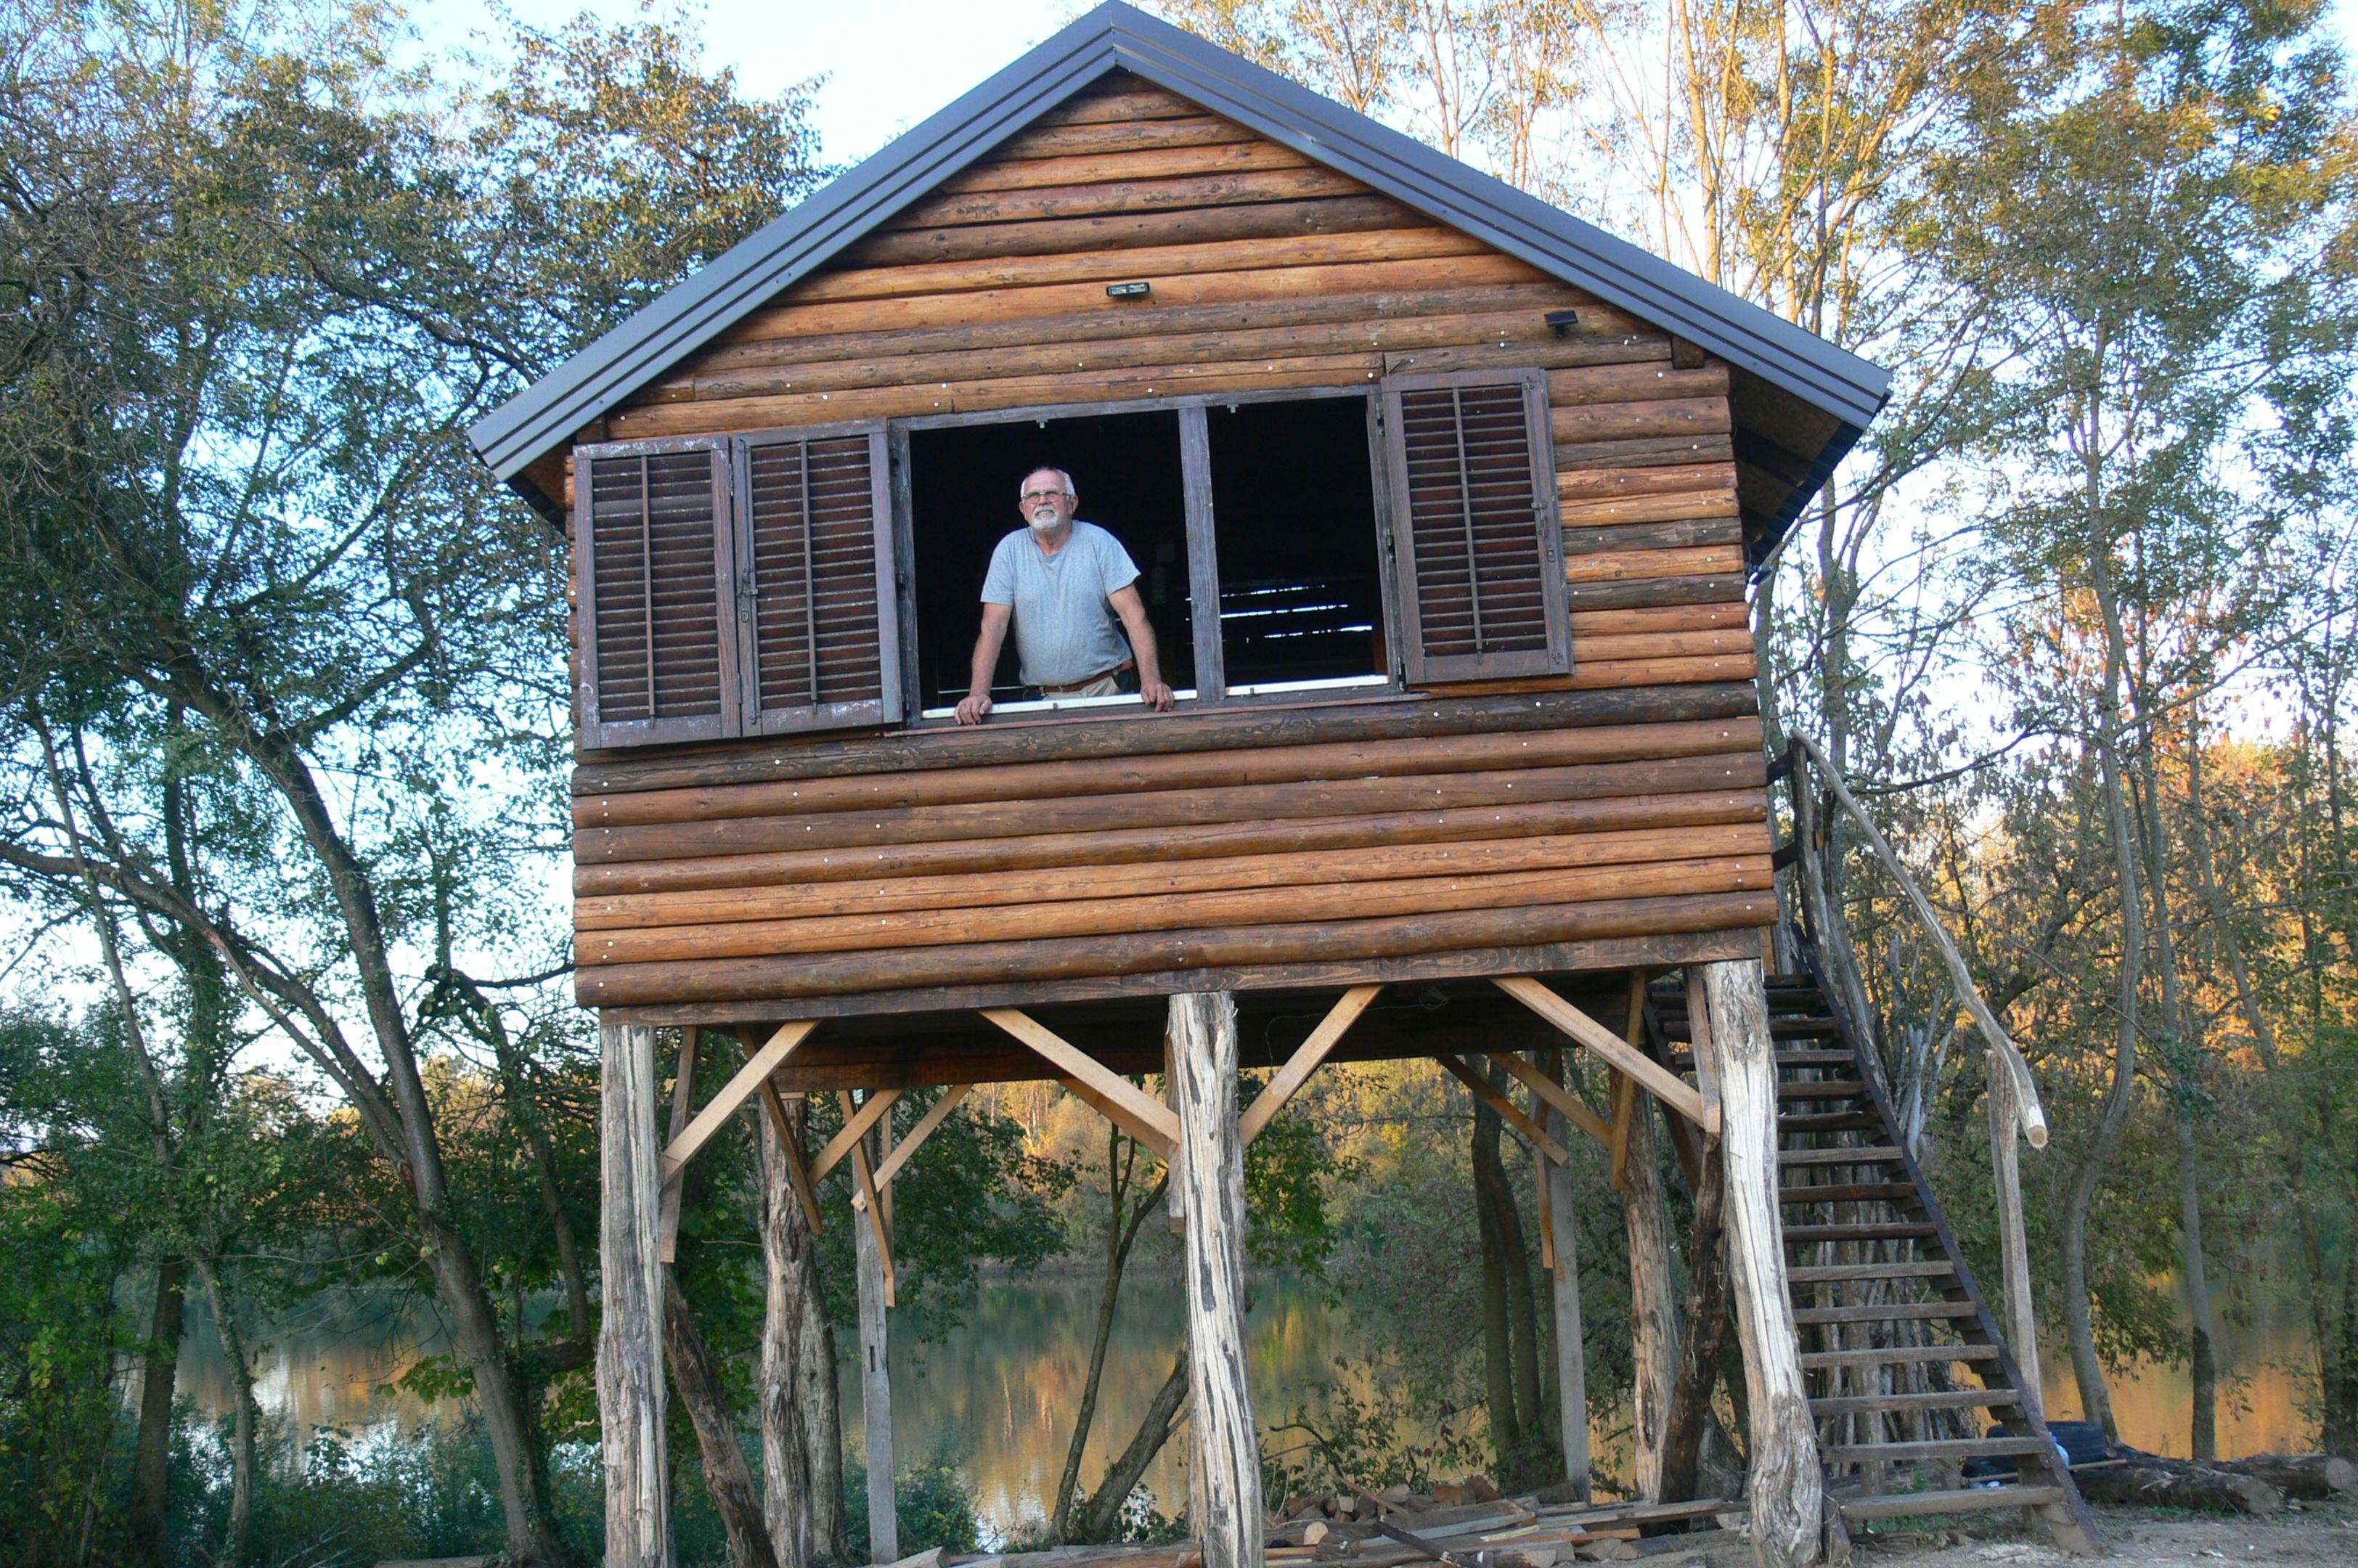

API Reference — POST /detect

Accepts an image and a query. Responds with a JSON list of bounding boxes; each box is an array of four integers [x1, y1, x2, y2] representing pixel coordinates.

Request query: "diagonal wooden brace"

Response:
[[837, 1092, 897, 1308], [812, 1087, 902, 1183], [855, 1084, 974, 1207], [662, 1019, 818, 1183], [1056, 1074, 1173, 1158], [1488, 1048, 1613, 1148], [1436, 1053, 1571, 1166], [1241, 984, 1380, 1144], [1493, 975, 1708, 1128], [983, 1007, 1180, 1151], [658, 1027, 701, 1263], [756, 1079, 825, 1237]]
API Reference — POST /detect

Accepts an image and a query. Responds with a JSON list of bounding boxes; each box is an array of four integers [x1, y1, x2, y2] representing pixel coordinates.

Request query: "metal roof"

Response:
[[468, 0, 1888, 497]]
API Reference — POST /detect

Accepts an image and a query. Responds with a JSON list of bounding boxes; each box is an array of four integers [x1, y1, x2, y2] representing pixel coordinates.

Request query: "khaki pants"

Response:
[[1058, 672, 1122, 698]]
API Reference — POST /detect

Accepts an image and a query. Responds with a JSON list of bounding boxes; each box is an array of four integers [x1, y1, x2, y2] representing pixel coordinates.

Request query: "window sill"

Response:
[[913, 674, 1397, 726]]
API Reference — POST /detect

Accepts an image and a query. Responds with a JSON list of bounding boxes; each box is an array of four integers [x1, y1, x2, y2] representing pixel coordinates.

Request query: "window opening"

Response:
[[908, 410, 1192, 714], [1206, 397, 1387, 693]]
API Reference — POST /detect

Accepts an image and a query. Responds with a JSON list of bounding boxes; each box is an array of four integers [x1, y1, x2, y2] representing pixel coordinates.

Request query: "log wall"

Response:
[[567, 74, 1769, 1023]]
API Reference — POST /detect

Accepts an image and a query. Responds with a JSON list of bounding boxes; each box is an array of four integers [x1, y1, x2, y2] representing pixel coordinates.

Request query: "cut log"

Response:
[[598, 1021, 672, 1567], [2073, 1454, 2283, 1514], [2209, 1452, 2357, 1498]]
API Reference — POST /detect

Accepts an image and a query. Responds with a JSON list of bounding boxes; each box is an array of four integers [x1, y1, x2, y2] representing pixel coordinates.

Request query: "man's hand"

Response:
[[1140, 679, 1175, 712], [954, 690, 994, 725]]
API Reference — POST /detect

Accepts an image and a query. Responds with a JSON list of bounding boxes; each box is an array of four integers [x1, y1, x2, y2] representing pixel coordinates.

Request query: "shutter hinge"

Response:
[[738, 568, 757, 616]]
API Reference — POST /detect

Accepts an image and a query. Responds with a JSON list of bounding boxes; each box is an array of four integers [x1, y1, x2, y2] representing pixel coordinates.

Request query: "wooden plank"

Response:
[[1558, 461, 1737, 500], [983, 1007, 1182, 1148], [577, 854, 1772, 965], [838, 1091, 897, 1305], [1489, 1048, 1614, 1148], [1607, 1067, 1635, 1189], [855, 1083, 973, 1203], [1239, 985, 1382, 1143], [1055, 1072, 1175, 1159], [810, 1087, 902, 1183], [756, 1079, 825, 1236], [1493, 976, 1710, 1127], [658, 1026, 699, 1263], [1682, 968, 1723, 1137], [659, 1020, 820, 1180], [1436, 1053, 1572, 1165]]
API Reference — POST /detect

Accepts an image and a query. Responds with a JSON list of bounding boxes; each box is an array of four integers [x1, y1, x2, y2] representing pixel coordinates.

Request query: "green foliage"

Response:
[[840, 1455, 986, 1561]]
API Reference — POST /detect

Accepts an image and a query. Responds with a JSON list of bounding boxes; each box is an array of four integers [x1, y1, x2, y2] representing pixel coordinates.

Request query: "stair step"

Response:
[[1780, 1144, 1904, 1167], [1776, 1111, 1882, 1134], [1811, 1387, 2023, 1416], [1782, 1222, 1938, 1244], [1801, 1344, 2001, 1370], [1837, 1485, 2065, 1522], [1822, 1436, 2052, 1465], [1780, 1182, 1917, 1206], [1777, 1079, 1867, 1099], [1788, 1260, 1956, 1283], [1792, 1302, 1978, 1326], [1674, 1049, 1854, 1069]]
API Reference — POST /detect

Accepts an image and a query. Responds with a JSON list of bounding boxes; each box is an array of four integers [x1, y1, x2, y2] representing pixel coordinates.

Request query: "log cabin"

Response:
[[468, 7, 2099, 1566]]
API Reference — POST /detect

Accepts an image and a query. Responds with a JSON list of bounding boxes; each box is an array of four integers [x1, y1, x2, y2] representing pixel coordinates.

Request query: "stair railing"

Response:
[[1772, 732, 2053, 1416]]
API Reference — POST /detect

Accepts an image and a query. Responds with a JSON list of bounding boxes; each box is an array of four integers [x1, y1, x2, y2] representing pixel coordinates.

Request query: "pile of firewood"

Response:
[[1262, 1486, 1746, 1564], [2071, 1447, 2357, 1516]]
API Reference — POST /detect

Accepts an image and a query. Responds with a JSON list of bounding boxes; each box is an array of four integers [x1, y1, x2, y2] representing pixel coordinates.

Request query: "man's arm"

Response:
[[955, 601, 1013, 724], [1106, 584, 1174, 712]]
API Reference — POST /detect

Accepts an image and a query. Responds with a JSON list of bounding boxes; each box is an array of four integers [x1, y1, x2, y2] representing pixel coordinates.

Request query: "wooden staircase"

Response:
[[1647, 957, 2102, 1553]]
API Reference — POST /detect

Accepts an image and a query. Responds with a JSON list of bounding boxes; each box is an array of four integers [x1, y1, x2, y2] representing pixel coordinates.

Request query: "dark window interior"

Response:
[[908, 411, 1191, 709], [1207, 397, 1385, 688]]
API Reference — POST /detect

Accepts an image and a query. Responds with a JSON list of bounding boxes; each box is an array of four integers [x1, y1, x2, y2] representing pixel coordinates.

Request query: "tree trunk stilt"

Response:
[[600, 1020, 672, 1568], [1542, 1060, 1591, 1500], [1170, 991, 1263, 1568], [1620, 1086, 1681, 1500], [854, 1113, 897, 1564], [1699, 961, 1823, 1568]]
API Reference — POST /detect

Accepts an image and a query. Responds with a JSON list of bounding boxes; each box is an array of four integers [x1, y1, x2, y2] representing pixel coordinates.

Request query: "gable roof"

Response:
[[469, 1, 1888, 530]]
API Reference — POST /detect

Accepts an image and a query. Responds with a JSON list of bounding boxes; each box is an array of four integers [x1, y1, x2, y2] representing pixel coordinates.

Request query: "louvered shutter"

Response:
[[575, 440, 738, 747], [734, 425, 902, 734], [1380, 369, 1570, 682]]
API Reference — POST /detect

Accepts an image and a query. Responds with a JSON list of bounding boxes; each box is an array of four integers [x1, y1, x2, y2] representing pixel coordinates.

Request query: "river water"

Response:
[[178, 1275, 2324, 1538]]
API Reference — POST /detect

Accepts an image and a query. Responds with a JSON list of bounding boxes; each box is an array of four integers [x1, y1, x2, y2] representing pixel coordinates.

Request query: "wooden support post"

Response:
[[1164, 1029, 1186, 1234], [1169, 991, 1262, 1568], [1607, 1069, 1636, 1190], [660, 1027, 699, 1263], [1541, 1049, 1591, 1502], [1682, 969, 1723, 1138], [836, 1093, 898, 1307], [1698, 960, 1824, 1568], [1241, 984, 1380, 1143], [1620, 1079, 1680, 1501], [846, 1093, 897, 1564], [1988, 1066, 2042, 1419], [599, 1019, 671, 1567]]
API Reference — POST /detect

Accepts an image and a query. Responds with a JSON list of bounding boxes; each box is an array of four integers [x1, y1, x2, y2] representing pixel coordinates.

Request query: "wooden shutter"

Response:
[[575, 439, 736, 748], [1379, 369, 1569, 682], [735, 425, 902, 734]]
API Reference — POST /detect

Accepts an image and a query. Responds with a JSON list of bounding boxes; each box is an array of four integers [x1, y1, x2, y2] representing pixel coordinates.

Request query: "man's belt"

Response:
[[1036, 660, 1135, 695]]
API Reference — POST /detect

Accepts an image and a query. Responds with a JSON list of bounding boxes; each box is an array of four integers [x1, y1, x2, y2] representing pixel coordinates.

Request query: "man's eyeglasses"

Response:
[[1021, 490, 1071, 504]]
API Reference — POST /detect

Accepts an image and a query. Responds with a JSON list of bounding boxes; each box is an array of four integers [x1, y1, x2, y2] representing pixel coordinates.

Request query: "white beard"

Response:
[[1028, 509, 1063, 531]]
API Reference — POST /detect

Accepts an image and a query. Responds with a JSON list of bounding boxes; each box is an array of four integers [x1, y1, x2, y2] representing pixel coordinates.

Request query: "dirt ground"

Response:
[[1837, 1495, 2358, 1567]]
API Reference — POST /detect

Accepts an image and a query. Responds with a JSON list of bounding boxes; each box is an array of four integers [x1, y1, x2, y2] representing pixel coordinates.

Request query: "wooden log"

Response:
[[1656, 1138, 1729, 1503], [1036, 83, 1208, 125], [663, 1269, 780, 1568], [1568, 631, 1752, 664], [1569, 603, 1747, 637], [760, 234, 1521, 315], [882, 166, 1370, 230], [579, 854, 1771, 966], [1548, 364, 1729, 407], [1566, 655, 1755, 690], [1559, 520, 1742, 558], [1562, 576, 1748, 613], [578, 788, 1768, 903], [1550, 399, 1731, 445], [1559, 491, 1739, 528], [597, 1020, 671, 1567], [1382, 337, 1668, 377], [1541, 1051, 1591, 1501], [839, 192, 1424, 269], [579, 714, 1767, 830], [576, 685, 1761, 796], [1562, 547, 1747, 585], [579, 752, 1769, 865], [937, 139, 1316, 194], [2073, 1455, 2282, 1514], [1697, 960, 1822, 1567], [1558, 462, 1737, 501], [1554, 435, 1736, 472], [2208, 1453, 2357, 1498], [579, 823, 1770, 933], [576, 889, 1778, 1006], [1619, 1079, 1678, 1500], [1170, 992, 1265, 1568], [999, 113, 1254, 158]]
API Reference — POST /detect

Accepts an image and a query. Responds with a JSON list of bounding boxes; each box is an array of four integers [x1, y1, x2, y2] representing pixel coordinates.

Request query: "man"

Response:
[[954, 466, 1175, 724]]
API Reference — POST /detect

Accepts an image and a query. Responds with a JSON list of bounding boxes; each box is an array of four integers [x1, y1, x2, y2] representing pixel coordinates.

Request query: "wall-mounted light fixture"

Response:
[[1546, 310, 1581, 338], [1107, 281, 1151, 299]]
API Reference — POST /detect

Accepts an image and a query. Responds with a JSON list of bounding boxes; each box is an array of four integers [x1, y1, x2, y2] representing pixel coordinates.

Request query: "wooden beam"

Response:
[[812, 1087, 902, 1183], [1608, 1069, 1636, 1190], [661, 1019, 819, 1180], [1056, 1074, 1174, 1158], [857, 1084, 974, 1202], [1495, 976, 1709, 1127], [1239, 984, 1381, 1144], [1682, 968, 1724, 1138], [1435, 1053, 1572, 1166], [658, 1027, 700, 1263], [838, 1093, 897, 1309], [982, 1007, 1181, 1148], [1490, 1048, 1613, 1148], [756, 1079, 825, 1237], [597, 1020, 671, 1564]]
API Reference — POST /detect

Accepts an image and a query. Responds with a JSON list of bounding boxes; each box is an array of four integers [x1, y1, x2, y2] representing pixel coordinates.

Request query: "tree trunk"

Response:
[[1472, 1092, 1524, 1474], [1541, 1055, 1589, 1500], [666, 1269, 781, 1568], [129, 1255, 187, 1561], [1052, 1130, 1166, 1543], [1073, 1352, 1192, 1542], [1618, 1090, 1681, 1500], [1698, 960, 1821, 1568], [2208, 1453, 2356, 1498], [854, 1115, 897, 1566], [1170, 991, 1263, 1568], [2074, 1453, 2282, 1514], [1658, 1143, 1729, 1503], [759, 1098, 823, 1568], [600, 1020, 672, 1568], [196, 1257, 257, 1568]]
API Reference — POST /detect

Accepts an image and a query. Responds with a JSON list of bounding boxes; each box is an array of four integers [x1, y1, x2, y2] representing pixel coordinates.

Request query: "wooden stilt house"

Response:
[[470, 7, 2100, 1566]]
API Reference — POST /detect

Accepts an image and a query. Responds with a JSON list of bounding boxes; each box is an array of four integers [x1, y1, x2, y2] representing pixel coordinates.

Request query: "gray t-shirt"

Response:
[[979, 521, 1141, 687]]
